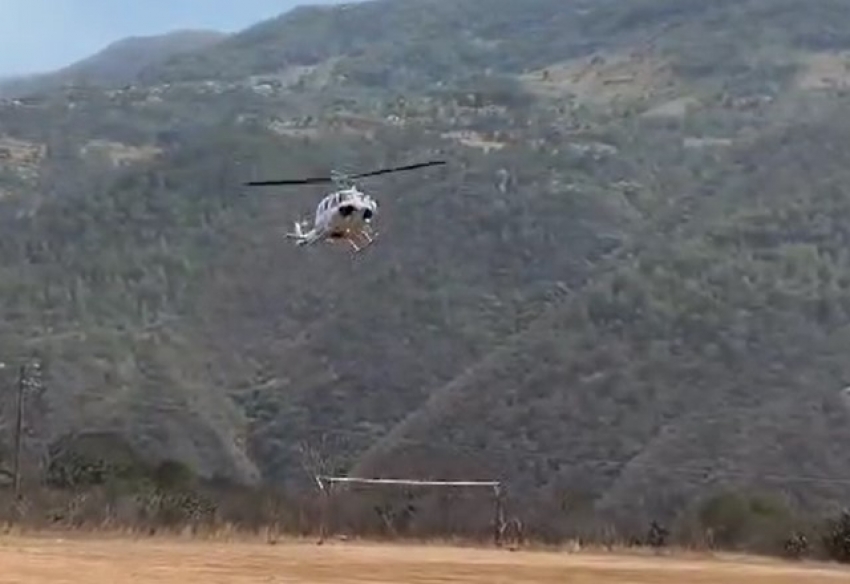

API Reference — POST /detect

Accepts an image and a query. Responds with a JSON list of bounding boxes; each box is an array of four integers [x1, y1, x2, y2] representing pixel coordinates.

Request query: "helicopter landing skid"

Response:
[[346, 229, 377, 254]]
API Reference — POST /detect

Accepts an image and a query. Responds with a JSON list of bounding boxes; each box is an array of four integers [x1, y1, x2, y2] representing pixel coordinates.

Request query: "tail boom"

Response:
[[285, 221, 319, 246]]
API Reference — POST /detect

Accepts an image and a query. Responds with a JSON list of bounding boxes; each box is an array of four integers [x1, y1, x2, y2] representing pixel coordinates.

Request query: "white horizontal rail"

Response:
[[317, 476, 500, 488]]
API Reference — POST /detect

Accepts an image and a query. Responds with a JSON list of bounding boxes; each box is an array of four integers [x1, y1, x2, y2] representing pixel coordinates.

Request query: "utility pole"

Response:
[[12, 363, 25, 499]]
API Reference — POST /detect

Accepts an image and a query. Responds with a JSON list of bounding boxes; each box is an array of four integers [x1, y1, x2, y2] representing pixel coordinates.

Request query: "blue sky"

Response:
[[0, 0, 351, 77]]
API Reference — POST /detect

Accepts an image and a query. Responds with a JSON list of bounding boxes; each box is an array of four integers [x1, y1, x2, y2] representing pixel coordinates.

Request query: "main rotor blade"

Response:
[[350, 160, 446, 180], [244, 177, 333, 186], [244, 160, 446, 187]]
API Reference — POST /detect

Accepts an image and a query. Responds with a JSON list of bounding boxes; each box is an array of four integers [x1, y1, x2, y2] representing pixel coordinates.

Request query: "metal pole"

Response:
[[12, 364, 25, 499]]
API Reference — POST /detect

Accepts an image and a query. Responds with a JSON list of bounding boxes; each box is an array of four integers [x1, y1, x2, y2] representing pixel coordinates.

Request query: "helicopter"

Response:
[[244, 160, 446, 252]]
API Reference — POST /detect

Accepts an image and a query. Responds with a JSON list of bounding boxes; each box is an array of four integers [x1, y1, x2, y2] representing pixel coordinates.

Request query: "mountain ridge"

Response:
[[0, 29, 228, 97]]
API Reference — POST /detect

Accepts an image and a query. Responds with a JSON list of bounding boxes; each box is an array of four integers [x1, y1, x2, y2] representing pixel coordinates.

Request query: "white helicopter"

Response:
[[244, 160, 446, 252]]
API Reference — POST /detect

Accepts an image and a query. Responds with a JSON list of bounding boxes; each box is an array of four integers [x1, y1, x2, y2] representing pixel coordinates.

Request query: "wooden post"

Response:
[[12, 364, 25, 500], [317, 477, 329, 545], [493, 484, 505, 547]]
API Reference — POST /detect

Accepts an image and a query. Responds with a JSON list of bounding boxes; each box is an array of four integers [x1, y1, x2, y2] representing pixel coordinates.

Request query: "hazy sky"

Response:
[[0, 0, 350, 77]]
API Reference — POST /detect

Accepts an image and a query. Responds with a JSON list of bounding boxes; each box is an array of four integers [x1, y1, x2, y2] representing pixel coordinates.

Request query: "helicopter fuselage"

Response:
[[286, 185, 378, 251], [315, 186, 377, 237]]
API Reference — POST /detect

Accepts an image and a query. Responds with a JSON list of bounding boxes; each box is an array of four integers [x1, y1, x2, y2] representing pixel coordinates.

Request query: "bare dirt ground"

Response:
[[0, 534, 849, 584]]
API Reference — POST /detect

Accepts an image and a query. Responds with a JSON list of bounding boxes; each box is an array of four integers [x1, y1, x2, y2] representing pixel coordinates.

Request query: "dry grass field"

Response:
[[1, 534, 849, 584]]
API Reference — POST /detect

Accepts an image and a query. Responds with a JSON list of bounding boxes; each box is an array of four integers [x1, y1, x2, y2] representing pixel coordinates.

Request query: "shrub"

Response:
[[647, 520, 669, 548], [782, 531, 809, 560], [696, 490, 796, 553], [822, 509, 850, 563]]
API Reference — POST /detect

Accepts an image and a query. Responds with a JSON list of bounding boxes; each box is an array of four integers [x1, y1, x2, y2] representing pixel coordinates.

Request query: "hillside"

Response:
[[2, 0, 850, 544], [0, 30, 227, 97], [352, 112, 850, 532]]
